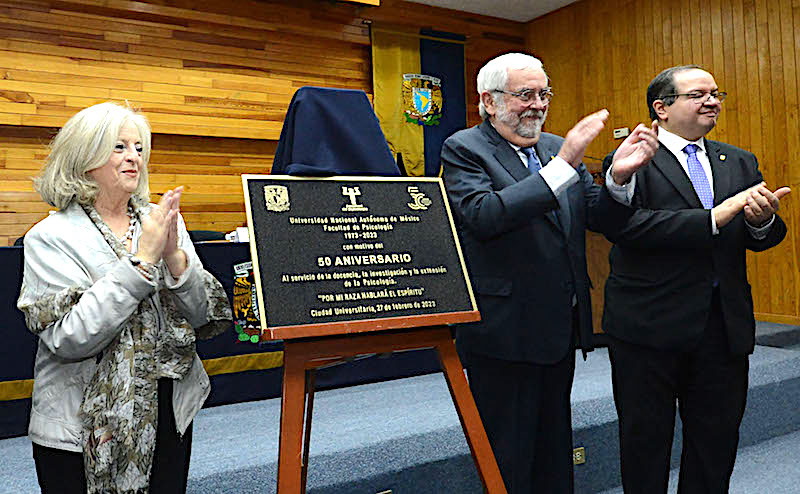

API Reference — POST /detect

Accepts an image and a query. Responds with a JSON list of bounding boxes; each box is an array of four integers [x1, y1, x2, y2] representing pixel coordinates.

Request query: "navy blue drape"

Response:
[[272, 86, 400, 176]]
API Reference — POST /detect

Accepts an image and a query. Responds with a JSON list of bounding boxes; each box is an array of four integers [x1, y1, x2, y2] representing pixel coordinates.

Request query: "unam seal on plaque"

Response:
[[264, 185, 290, 212]]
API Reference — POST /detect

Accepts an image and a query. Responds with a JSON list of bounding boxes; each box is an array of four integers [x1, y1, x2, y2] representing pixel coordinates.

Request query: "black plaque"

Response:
[[242, 175, 478, 340]]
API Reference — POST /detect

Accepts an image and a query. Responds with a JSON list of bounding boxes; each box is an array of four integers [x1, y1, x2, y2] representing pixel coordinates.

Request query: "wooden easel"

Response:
[[241, 176, 503, 492], [276, 325, 507, 494]]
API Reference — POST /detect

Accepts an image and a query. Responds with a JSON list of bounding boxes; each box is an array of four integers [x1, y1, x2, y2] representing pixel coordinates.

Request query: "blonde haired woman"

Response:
[[18, 102, 231, 493]]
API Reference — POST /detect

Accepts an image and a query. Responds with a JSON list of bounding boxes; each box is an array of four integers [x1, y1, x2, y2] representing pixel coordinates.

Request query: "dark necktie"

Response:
[[521, 146, 560, 227], [521, 146, 542, 172]]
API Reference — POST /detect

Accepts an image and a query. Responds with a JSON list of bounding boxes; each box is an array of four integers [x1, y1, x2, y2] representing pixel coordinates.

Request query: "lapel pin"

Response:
[[719, 154, 726, 161]]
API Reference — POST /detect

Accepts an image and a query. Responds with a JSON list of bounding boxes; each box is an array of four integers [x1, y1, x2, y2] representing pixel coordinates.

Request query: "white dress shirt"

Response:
[[606, 126, 773, 237], [507, 142, 578, 196]]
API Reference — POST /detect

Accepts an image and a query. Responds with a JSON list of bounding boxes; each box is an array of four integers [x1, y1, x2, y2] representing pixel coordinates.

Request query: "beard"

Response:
[[496, 103, 548, 139]]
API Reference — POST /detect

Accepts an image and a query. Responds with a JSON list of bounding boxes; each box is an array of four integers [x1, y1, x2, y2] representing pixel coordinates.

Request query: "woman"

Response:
[[17, 102, 232, 493]]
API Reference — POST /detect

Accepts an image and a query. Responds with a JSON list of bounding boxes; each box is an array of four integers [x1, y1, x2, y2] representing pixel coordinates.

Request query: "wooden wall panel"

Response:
[[5, 0, 794, 326], [0, 0, 525, 245], [528, 0, 800, 326], [0, 125, 277, 245]]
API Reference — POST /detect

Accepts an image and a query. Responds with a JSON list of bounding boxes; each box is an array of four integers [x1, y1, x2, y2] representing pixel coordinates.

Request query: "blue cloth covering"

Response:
[[272, 87, 400, 176]]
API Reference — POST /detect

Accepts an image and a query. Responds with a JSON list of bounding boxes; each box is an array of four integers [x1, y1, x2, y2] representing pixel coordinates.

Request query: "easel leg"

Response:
[[300, 369, 316, 494], [277, 346, 306, 494], [277, 327, 504, 494], [436, 333, 508, 494]]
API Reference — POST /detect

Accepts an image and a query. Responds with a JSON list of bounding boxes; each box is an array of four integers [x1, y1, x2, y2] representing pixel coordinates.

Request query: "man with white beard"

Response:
[[441, 52, 657, 493]]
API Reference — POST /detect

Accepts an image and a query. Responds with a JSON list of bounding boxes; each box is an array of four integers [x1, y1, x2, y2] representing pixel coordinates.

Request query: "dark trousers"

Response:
[[33, 378, 194, 494], [607, 292, 749, 494], [466, 347, 577, 494]]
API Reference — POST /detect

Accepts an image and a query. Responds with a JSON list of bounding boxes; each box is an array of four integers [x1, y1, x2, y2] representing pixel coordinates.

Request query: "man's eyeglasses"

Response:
[[494, 87, 553, 104], [661, 91, 727, 104]]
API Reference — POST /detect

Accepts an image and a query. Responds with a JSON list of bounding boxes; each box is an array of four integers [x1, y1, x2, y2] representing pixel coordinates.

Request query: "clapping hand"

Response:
[[610, 121, 659, 184], [713, 182, 791, 228], [743, 184, 791, 227], [162, 186, 188, 277], [557, 109, 609, 168], [138, 187, 187, 277]]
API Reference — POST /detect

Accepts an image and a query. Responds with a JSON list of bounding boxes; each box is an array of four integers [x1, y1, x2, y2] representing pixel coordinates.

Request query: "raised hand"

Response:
[[744, 185, 791, 226], [162, 186, 184, 259], [610, 121, 659, 184], [161, 186, 188, 278], [137, 189, 178, 265], [557, 109, 609, 168]]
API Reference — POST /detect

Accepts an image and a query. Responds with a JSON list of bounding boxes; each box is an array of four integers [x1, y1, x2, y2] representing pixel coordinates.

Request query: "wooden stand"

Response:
[[242, 177, 493, 491], [277, 325, 507, 494]]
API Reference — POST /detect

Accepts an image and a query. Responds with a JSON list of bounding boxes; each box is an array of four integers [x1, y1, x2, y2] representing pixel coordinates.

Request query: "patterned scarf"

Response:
[[21, 202, 230, 493]]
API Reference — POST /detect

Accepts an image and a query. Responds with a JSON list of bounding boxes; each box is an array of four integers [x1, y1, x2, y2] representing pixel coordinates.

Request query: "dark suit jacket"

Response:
[[442, 120, 630, 365], [602, 139, 787, 354]]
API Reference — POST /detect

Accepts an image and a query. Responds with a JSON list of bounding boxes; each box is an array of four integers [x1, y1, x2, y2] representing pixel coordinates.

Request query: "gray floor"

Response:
[[1, 337, 798, 493], [598, 429, 800, 494]]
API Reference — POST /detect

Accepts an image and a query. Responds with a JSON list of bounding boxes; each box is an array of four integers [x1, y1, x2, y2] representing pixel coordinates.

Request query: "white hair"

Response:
[[34, 102, 152, 210], [477, 53, 548, 120]]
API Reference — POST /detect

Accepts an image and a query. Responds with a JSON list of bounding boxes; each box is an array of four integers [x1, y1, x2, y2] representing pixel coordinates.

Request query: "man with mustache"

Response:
[[441, 52, 658, 493], [602, 65, 790, 493]]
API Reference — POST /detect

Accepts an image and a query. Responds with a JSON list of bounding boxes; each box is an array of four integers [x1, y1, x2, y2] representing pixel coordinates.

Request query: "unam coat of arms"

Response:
[[402, 74, 443, 126], [264, 185, 290, 212]]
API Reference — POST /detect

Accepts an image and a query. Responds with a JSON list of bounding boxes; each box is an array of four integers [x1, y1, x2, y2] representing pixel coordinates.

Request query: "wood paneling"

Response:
[[5, 0, 793, 326], [0, 125, 275, 245], [528, 0, 800, 326], [0, 0, 525, 244]]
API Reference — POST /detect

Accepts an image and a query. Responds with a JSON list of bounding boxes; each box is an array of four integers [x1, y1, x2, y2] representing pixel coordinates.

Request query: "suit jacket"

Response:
[[602, 139, 787, 354], [442, 120, 630, 365]]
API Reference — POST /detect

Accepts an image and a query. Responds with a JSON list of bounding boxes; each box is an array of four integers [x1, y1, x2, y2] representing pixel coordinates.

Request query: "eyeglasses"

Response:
[[494, 87, 553, 104], [661, 91, 727, 104]]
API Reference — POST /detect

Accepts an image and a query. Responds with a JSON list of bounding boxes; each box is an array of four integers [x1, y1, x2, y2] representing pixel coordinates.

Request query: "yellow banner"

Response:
[[0, 379, 33, 402], [371, 27, 425, 176], [0, 353, 285, 402]]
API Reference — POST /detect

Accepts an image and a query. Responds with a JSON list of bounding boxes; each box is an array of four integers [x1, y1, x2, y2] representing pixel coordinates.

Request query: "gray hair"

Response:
[[477, 53, 547, 120], [34, 102, 152, 210]]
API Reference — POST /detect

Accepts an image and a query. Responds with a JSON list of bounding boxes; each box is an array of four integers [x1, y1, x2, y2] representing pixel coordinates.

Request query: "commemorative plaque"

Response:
[[242, 175, 479, 340]]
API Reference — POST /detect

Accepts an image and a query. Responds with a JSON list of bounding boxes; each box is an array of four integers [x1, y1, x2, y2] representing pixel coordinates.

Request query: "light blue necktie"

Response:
[[521, 147, 560, 227], [683, 144, 714, 209]]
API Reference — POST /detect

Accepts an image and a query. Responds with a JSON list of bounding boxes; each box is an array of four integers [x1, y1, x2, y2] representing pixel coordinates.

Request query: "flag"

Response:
[[371, 26, 466, 177]]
